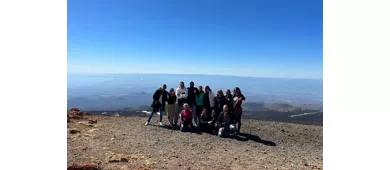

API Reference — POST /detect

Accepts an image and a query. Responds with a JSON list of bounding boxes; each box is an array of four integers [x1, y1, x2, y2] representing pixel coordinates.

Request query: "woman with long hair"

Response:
[[203, 85, 215, 118], [209, 89, 227, 127], [225, 89, 233, 112], [174, 81, 188, 126], [167, 88, 177, 126], [232, 87, 246, 134]]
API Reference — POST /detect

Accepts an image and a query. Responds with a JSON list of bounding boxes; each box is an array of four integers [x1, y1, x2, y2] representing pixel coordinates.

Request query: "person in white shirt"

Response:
[[174, 81, 188, 126]]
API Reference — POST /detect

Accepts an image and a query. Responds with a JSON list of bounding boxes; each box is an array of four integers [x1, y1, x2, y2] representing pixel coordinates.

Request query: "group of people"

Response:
[[145, 81, 246, 137]]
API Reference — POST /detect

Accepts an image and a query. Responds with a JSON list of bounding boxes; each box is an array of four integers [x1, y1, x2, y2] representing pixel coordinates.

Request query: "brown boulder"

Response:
[[67, 162, 100, 170], [88, 120, 97, 124], [70, 108, 80, 112], [69, 129, 80, 134]]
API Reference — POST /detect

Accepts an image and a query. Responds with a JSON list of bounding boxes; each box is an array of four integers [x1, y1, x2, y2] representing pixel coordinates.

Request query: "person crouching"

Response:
[[180, 103, 193, 132], [217, 104, 235, 137]]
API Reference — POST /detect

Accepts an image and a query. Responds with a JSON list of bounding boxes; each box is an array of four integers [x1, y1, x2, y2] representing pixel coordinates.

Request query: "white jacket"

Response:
[[208, 91, 215, 108], [175, 87, 188, 103]]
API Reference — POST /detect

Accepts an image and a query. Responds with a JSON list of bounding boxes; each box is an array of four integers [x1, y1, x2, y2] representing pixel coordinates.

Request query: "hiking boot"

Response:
[[145, 122, 149, 126], [159, 122, 163, 126]]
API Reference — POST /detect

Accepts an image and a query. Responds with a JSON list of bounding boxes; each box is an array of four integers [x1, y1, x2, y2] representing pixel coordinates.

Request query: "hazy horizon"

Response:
[[67, 73, 322, 111]]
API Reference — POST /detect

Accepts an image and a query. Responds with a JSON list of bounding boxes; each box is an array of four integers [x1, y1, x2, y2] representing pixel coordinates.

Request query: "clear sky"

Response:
[[68, 0, 323, 79]]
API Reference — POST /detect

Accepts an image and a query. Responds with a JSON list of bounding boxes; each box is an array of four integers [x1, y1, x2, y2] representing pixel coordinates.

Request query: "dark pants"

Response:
[[218, 123, 231, 137], [180, 119, 192, 132], [233, 114, 242, 133], [210, 108, 222, 125], [195, 105, 203, 124], [147, 103, 164, 122]]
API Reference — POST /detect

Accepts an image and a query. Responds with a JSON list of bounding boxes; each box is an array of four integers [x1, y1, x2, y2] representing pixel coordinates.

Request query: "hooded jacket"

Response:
[[152, 88, 168, 104], [176, 87, 188, 104]]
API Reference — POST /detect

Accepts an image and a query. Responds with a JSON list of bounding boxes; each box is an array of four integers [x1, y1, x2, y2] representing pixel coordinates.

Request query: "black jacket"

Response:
[[186, 86, 198, 104], [152, 88, 168, 104], [203, 92, 210, 108], [167, 94, 177, 104], [214, 95, 227, 111], [218, 112, 232, 126], [225, 94, 233, 110]]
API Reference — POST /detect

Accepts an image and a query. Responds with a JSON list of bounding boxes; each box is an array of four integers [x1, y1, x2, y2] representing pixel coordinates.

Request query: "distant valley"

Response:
[[67, 73, 323, 125]]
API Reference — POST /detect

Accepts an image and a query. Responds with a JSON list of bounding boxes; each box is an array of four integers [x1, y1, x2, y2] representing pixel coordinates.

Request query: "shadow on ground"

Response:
[[151, 124, 203, 135], [230, 133, 277, 146], [150, 124, 277, 146]]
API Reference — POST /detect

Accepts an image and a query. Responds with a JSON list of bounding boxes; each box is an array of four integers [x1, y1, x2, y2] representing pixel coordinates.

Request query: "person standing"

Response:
[[209, 89, 227, 127], [225, 89, 234, 112], [195, 85, 205, 126], [167, 88, 177, 126], [186, 81, 198, 125], [174, 81, 188, 126], [145, 84, 168, 126], [232, 87, 246, 134], [203, 86, 215, 119]]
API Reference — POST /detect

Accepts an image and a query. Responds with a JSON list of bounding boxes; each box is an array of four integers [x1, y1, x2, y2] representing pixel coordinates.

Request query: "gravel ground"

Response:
[[67, 115, 323, 170]]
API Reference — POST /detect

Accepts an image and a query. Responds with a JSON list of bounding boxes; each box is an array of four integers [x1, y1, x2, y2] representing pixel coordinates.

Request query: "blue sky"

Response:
[[68, 0, 323, 79]]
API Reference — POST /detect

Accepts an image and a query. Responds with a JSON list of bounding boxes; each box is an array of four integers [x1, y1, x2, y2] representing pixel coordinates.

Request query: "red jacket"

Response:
[[180, 109, 193, 124]]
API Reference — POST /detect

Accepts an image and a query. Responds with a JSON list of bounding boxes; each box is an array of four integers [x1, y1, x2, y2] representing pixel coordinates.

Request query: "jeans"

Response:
[[147, 103, 165, 122], [190, 104, 197, 125], [218, 124, 231, 137]]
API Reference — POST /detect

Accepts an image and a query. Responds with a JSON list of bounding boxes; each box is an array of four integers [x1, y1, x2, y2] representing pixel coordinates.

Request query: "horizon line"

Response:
[[67, 72, 323, 80]]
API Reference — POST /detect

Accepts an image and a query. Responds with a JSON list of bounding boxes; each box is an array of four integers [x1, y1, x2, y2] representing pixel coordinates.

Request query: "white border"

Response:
[[324, 0, 390, 169], [1, 0, 389, 169], [0, 0, 67, 169]]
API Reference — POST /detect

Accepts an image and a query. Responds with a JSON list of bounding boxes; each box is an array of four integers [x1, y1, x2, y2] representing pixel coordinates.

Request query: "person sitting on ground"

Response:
[[199, 107, 213, 132], [145, 84, 168, 126], [217, 104, 235, 137], [180, 103, 193, 132], [209, 89, 227, 127], [167, 88, 177, 127]]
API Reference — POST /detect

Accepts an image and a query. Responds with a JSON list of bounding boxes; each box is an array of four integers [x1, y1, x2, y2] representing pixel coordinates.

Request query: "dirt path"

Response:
[[67, 116, 322, 170]]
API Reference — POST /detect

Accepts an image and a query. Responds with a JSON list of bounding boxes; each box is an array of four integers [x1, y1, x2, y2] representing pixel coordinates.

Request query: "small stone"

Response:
[[70, 129, 80, 134], [88, 119, 97, 124], [304, 163, 309, 166], [281, 129, 285, 132]]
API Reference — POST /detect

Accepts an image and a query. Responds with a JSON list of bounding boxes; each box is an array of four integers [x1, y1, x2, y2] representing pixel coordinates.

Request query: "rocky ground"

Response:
[[67, 109, 323, 170]]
